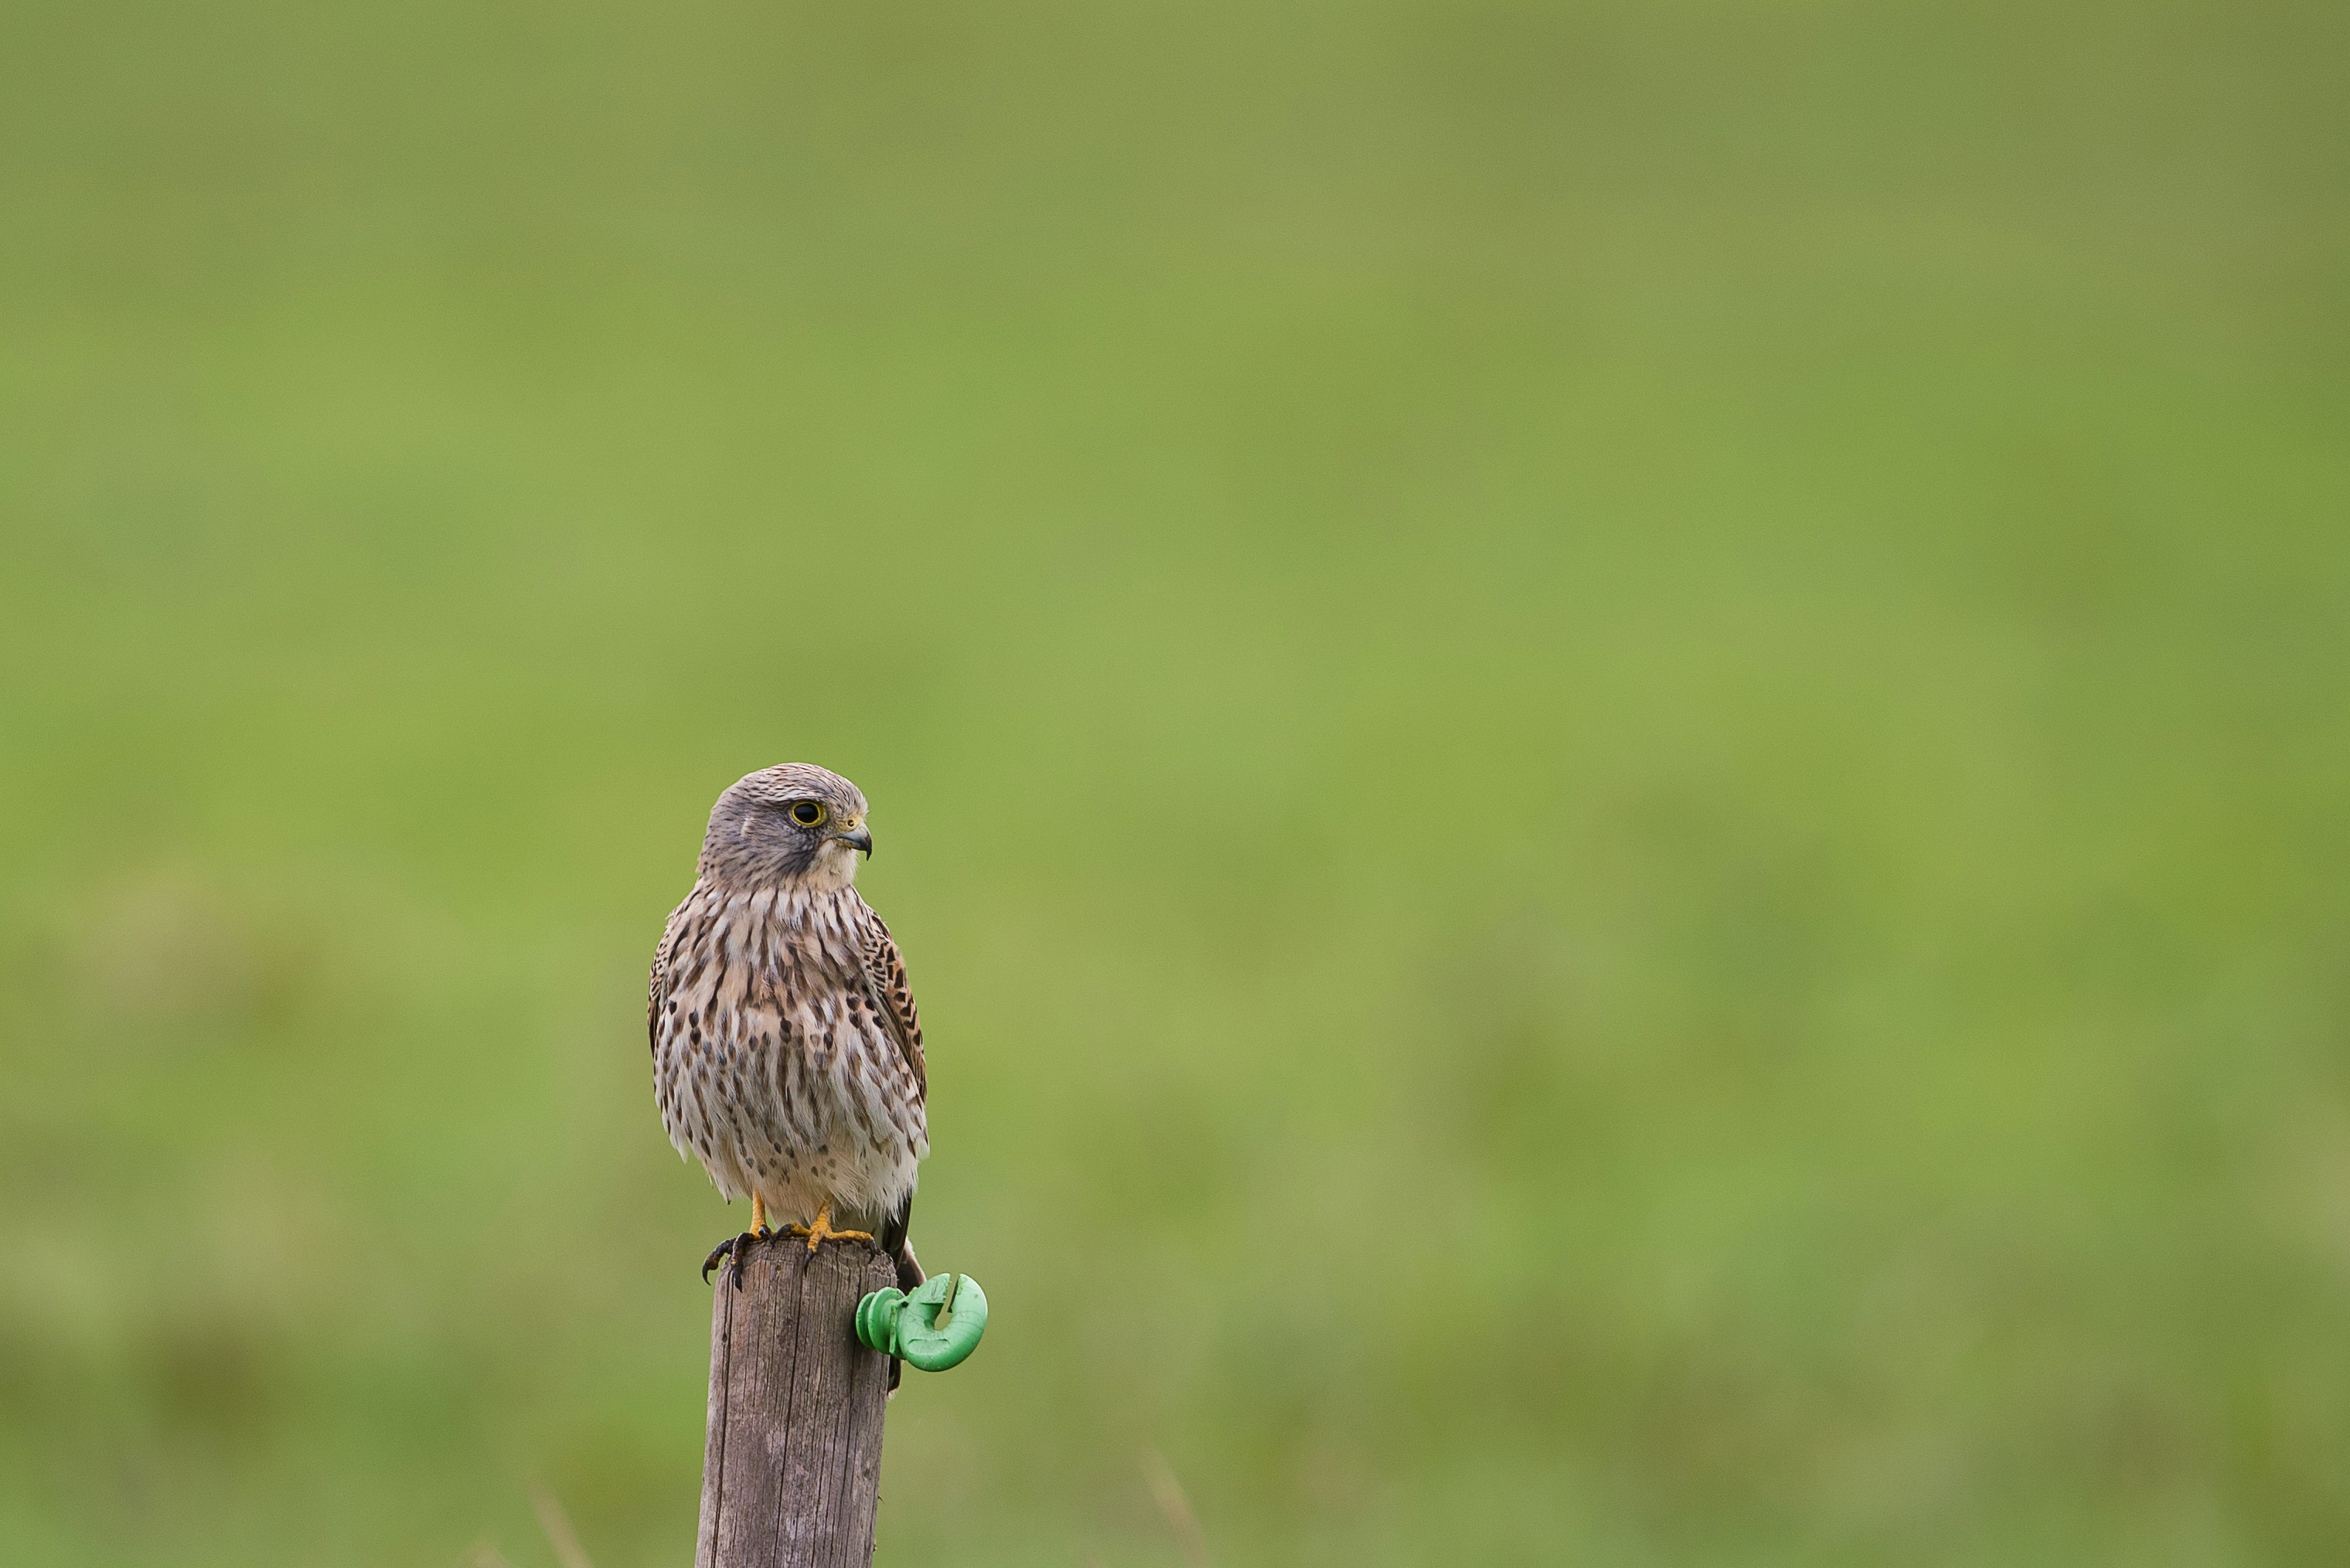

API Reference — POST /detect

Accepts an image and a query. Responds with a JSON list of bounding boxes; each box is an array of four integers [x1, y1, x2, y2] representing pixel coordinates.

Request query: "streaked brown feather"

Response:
[[856, 909, 928, 1100]]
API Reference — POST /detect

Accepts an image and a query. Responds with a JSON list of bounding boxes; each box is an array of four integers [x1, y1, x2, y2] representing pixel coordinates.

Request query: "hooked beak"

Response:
[[836, 825, 874, 858]]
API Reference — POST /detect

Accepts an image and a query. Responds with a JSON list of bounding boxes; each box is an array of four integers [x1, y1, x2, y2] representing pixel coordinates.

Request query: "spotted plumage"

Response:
[[650, 764, 927, 1291]]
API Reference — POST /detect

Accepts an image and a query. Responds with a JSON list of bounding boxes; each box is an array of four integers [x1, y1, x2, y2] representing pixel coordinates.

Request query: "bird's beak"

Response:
[[836, 825, 874, 858]]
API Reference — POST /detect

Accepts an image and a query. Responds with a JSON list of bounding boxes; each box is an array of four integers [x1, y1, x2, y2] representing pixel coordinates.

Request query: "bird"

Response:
[[649, 764, 928, 1302]]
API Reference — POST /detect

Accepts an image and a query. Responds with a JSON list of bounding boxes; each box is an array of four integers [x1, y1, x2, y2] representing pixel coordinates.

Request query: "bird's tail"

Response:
[[882, 1193, 924, 1292], [880, 1194, 922, 1394]]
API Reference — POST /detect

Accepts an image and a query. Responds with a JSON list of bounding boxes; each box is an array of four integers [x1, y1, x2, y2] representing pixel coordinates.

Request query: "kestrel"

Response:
[[649, 764, 928, 1296]]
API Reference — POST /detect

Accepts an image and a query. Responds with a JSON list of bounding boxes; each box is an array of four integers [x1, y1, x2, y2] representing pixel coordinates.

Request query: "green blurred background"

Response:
[[2, 0, 2345, 1563]]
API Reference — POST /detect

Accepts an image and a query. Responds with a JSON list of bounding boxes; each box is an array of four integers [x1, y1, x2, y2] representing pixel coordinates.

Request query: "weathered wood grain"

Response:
[[696, 1236, 897, 1568]]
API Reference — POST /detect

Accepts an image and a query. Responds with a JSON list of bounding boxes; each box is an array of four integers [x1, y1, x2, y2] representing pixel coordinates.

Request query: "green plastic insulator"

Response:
[[853, 1287, 907, 1354], [853, 1272, 987, 1372]]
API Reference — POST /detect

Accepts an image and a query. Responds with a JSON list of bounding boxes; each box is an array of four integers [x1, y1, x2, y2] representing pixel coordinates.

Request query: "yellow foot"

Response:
[[783, 1206, 874, 1252], [751, 1194, 769, 1237]]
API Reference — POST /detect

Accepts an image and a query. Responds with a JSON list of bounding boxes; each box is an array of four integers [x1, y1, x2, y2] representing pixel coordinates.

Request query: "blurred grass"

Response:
[[2, 0, 2347, 1563]]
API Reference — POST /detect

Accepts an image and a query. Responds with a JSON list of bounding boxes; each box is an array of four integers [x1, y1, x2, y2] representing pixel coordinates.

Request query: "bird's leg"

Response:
[[799, 1204, 874, 1251], [751, 1194, 768, 1237]]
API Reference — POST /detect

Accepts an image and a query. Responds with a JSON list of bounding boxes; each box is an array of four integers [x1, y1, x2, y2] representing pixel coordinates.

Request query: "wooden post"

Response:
[[696, 1235, 899, 1568]]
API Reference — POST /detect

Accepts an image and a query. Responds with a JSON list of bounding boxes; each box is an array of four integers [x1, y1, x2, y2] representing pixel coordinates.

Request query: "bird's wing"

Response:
[[856, 901, 930, 1353], [856, 905, 928, 1103]]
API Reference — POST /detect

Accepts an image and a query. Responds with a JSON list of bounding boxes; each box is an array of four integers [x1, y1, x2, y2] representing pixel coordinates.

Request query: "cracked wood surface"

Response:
[[697, 1235, 896, 1568]]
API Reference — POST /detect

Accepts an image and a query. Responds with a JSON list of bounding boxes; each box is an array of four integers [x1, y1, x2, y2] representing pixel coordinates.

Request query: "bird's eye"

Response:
[[789, 801, 827, 828]]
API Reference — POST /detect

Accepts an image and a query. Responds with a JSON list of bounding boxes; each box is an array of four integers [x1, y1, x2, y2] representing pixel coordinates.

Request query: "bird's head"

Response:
[[700, 763, 874, 892]]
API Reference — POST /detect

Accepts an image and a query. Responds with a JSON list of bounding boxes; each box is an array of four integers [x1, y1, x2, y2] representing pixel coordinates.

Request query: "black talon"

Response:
[[702, 1230, 761, 1286], [732, 1226, 765, 1288]]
